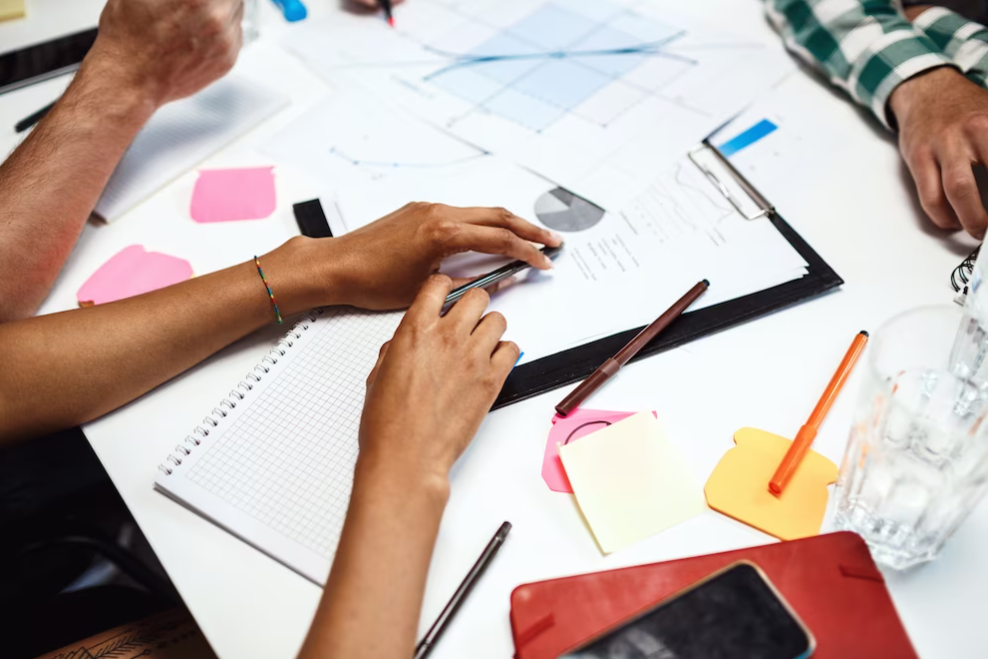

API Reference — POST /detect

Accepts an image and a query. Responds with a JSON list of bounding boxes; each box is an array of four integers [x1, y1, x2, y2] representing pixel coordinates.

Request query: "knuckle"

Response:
[[426, 218, 459, 244], [425, 202, 447, 219], [463, 287, 490, 306], [493, 227, 517, 248], [429, 273, 452, 288], [203, 11, 227, 38], [943, 170, 973, 197], [480, 372, 502, 393], [487, 310, 506, 327], [965, 114, 988, 134]]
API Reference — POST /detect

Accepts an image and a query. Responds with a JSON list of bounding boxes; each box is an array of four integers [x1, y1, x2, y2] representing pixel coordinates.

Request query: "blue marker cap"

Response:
[[271, 0, 307, 22]]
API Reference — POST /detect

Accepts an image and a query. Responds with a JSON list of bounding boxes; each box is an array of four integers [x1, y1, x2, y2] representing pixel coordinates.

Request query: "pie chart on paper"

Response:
[[535, 187, 606, 233]]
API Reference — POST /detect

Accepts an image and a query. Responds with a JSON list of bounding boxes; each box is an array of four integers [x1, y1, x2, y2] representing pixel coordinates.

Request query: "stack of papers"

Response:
[[284, 0, 792, 209], [334, 155, 808, 364]]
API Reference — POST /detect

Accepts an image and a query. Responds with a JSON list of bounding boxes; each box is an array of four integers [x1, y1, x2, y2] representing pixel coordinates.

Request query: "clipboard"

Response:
[[493, 140, 843, 409]]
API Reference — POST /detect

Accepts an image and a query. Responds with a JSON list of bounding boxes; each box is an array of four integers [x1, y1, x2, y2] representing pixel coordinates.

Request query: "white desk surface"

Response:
[[4, 1, 985, 657]]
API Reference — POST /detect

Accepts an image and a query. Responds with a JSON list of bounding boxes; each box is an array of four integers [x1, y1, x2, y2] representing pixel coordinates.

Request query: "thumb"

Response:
[[366, 340, 391, 389]]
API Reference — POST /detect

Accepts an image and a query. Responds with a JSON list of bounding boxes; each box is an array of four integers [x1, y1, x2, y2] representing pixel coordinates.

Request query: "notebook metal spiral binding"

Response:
[[952, 245, 981, 303], [158, 309, 324, 476]]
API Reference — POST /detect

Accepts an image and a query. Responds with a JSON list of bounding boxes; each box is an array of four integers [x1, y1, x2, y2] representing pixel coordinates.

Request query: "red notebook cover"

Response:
[[510, 532, 917, 659]]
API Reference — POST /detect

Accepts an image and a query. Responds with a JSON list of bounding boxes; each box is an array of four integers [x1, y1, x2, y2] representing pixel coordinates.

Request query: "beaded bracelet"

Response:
[[254, 256, 283, 325]]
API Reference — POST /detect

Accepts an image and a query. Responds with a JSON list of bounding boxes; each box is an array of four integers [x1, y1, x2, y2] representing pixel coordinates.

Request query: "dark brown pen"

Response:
[[555, 279, 709, 416]]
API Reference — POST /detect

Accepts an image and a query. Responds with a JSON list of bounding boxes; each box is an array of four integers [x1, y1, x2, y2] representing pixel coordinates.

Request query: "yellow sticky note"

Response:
[[704, 427, 838, 541], [559, 411, 706, 554], [0, 0, 25, 21]]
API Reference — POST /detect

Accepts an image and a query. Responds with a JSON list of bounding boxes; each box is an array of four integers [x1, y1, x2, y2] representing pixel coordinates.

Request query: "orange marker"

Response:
[[768, 331, 869, 495]]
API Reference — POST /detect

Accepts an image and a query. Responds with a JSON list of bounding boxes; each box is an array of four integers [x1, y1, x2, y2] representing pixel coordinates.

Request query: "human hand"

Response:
[[359, 276, 517, 484], [87, 0, 243, 109], [307, 202, 561, 311], [890, 67, 988, 238], [345, 0, 405, 13]]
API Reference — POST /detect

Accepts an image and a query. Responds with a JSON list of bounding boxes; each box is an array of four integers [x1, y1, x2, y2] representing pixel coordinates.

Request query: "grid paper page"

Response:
[[156, 307, 402, 584], [95, 75, 288, 223]]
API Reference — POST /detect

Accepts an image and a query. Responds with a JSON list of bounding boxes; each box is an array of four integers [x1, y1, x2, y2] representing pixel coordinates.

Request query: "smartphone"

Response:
[[558, 562, 815, 659], [0, 28, 98, 96]]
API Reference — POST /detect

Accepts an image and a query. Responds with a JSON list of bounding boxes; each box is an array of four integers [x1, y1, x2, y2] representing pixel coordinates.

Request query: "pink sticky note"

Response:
[[77, 245, 193, 306], [190, 167, 276, 223], [543, 409, 658, 493]]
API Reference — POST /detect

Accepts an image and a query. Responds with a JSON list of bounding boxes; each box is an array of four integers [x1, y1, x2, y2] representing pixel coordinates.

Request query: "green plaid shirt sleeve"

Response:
[[914, 6, 988, 87], [764, 0, 955, 129]]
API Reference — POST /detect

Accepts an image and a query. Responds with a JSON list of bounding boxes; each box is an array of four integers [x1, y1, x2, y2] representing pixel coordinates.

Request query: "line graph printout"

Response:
[[261, 91, 487, 190], [286, 0, 792, 209]]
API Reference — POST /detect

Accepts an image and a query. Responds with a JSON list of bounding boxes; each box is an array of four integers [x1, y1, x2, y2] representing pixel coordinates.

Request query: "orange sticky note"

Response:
[[704, 427, 837, 541]]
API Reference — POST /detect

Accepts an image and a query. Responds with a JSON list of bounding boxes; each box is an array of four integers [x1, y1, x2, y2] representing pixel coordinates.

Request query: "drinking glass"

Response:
[[834, 305, 988, 570]]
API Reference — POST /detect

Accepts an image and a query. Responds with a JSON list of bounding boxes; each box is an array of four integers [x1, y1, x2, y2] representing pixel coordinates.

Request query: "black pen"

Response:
[[379, 0, 394, 27], [15, 100, 56, 133], [444, 244, 563, 309], [413, 522, 512, 659]]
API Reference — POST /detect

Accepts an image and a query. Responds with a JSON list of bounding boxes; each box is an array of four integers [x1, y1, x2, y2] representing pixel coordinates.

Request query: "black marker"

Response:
[[379, 0, 394, 26], [412, 522, 512, 659]]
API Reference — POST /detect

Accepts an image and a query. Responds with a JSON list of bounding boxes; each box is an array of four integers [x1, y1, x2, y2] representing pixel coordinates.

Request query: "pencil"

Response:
[[768, 330, 869, 495], [413, 522, 511, 659], [555, 279, 709, 417]]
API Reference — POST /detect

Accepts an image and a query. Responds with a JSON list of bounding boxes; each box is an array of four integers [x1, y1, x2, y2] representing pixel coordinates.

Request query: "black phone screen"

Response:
[[0, 28, 98, 95], [559, 563, 813, 659]]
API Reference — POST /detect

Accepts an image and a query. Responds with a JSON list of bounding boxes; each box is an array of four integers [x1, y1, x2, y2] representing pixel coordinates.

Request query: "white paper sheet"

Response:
[[337, 156, 808, 364], [261, 91, 486, 192], [95, 75, 289, 223], [285, 0, 791, 210]]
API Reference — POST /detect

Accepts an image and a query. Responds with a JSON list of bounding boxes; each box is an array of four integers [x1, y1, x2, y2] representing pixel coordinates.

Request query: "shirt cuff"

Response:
[[848, 30, 955, 130], [913, 6, 986, 58], [914, 6, 988, 87]]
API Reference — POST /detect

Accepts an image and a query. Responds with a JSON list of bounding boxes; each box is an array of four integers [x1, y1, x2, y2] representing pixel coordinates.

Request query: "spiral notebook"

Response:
[[154, 307, 402, 585]]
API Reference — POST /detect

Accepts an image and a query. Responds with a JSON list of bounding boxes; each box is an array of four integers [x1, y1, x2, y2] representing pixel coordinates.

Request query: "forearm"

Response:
[[763, 0, 952, 127], [0, 238, 332, 443], [298, 458, 450, 659], [0, 51, 156, 322]]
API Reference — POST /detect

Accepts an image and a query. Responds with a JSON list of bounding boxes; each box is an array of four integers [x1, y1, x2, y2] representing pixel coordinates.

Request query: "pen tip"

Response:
[[387, 16, 395, 27], [859, 330, 869, 338], [702, 279, 710, 287]]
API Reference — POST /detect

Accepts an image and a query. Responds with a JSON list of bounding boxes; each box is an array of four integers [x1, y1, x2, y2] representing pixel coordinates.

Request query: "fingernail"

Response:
[[549, 231, 563, 244], [543, 255, 554, 269]]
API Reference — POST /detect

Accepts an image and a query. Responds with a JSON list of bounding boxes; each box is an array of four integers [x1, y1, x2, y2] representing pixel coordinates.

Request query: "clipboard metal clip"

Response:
[[688, 140, 775, 221]]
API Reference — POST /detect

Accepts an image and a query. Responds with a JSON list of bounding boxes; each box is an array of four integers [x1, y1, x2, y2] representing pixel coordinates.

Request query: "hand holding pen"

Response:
[[350, 0, 402, 25]]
